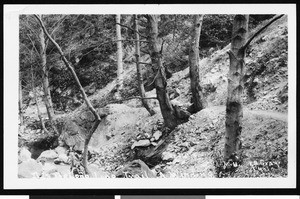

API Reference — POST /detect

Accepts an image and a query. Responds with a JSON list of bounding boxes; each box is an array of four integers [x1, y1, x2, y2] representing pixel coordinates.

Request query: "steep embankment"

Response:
[[19, 16, 288, 178]]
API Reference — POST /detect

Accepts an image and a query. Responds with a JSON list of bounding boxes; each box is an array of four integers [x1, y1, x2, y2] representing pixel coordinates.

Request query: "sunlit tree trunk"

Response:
[[146, 15, 179, 130], [134, 15, 156, 116], [189, 14, 206, 113], [224, 15, 249, 160], [115, 14, 123, 99], [38, 15, 54, 121], [224, 14, 284, 161]]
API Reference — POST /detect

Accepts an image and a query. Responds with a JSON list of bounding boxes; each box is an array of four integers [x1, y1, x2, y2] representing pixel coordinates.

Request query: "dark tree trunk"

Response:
[[224, 15, 249, 160], [134, 14, 156, 116], [146, 15, 179, 130], [35, 15, 101, 175], [19, 78, 24, 125], [189, 15, 206, 113]]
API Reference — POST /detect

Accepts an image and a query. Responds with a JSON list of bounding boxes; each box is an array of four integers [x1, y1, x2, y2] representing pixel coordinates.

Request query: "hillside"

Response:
[[18, 15, 288, 178]]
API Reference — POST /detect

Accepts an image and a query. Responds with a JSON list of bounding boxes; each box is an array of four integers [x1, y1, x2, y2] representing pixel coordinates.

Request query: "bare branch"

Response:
[[242, 14, 284, 50], [34, 14, 101, 175], [115, 22, 147, 38], [138, 62, 152, 65], [109, 96, 157, 104]]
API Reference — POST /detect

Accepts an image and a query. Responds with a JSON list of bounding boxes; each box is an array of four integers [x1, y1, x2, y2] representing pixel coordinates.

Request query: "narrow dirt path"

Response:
[[245, 108, 287, 122], [208, 105, 287, 122]]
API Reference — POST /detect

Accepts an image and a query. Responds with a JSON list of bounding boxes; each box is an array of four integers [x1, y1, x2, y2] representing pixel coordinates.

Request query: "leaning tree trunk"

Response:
[[38, 19, 54, 121], [35, 15, 101, 175], [115, 14, 123, 99], [189, 14, 206, 113], [224, 15, 249, 160], [146, 15, 179, 130], [134, 14, 156, 116], [19, 77, 24, 125]]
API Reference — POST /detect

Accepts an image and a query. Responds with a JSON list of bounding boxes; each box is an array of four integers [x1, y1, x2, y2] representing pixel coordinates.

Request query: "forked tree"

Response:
[[224, 14, 284, 160], [34, 15, 101, 175], [145, 14, 181, 130]]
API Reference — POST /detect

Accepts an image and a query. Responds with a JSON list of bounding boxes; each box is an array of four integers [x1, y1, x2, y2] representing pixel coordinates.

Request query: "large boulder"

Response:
[[19, 147, 32, 163], [18, 159, 42, 178], [54, 146, 68, 156], [37, 150, 58, 161]]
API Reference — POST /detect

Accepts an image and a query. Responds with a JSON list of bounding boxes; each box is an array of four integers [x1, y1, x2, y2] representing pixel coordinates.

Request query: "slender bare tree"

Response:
[[18, 76, 24, 125], [115, 14, 123, 99], [34, 15, 101, 175], [38, 15, 55, 121], [134, 14, 156, 116], [189, 14, 206, 113]]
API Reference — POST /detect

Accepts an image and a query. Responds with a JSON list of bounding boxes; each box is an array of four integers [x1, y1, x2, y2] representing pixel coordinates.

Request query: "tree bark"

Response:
[[134, 15, 156, 116], [189, 15, 206, 113], [19, 77, 24, 125], [38, 18, 54, 121], [146, 15, 179, 130], [224, 15, 249, 161], [115, 14, 123, 99], [34, 15, 101, 175]]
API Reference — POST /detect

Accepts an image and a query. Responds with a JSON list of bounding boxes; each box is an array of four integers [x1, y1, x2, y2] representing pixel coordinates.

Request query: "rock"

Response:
[[87, 164, 108, 178], [54, 153, 69, 165], [131, 139, 151, 149], [54, 146, 68, 156], [115, 159, 156, 178], [162, 152, 176, 161], [37, 150, 58, 161], [18, 159, 42, 178], [153, 131, 162, 141], [151, 142, 158, 146], [19, 147, 32, 162], [41, 162, 58, 174]]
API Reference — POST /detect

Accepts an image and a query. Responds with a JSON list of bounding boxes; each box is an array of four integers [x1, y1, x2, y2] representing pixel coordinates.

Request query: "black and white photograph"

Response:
[[3, 4, 296, 190]]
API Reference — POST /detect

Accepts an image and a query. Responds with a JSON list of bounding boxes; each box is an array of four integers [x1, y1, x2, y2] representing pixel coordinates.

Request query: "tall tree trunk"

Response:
[[115, 14, 123, 99], [134, 15, 156, 116], [31, 67, 47, 132], [35, 15, 101, 175], [189, 15, 206, 113], [19, 78, 24, 125], [146, 15, 179, 130], [223, 14, 284, 161], [224, 15, 249, 160], [38, 17, 54, 121]]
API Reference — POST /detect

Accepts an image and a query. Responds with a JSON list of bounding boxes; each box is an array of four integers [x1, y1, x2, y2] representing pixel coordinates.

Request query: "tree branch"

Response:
[[138, 62, 152, 65], [242, 14, 284, 50], [34, 14, 101, 175], [115, 22, 147, 38], [109, 96, 157, 104]]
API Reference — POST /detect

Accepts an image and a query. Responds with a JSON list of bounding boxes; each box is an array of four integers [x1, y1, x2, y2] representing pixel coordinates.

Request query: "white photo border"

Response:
[[3, 4, 297, 189]]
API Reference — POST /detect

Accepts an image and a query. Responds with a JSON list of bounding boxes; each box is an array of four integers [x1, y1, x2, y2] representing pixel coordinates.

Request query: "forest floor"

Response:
[[18, 16, 288, 178]]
